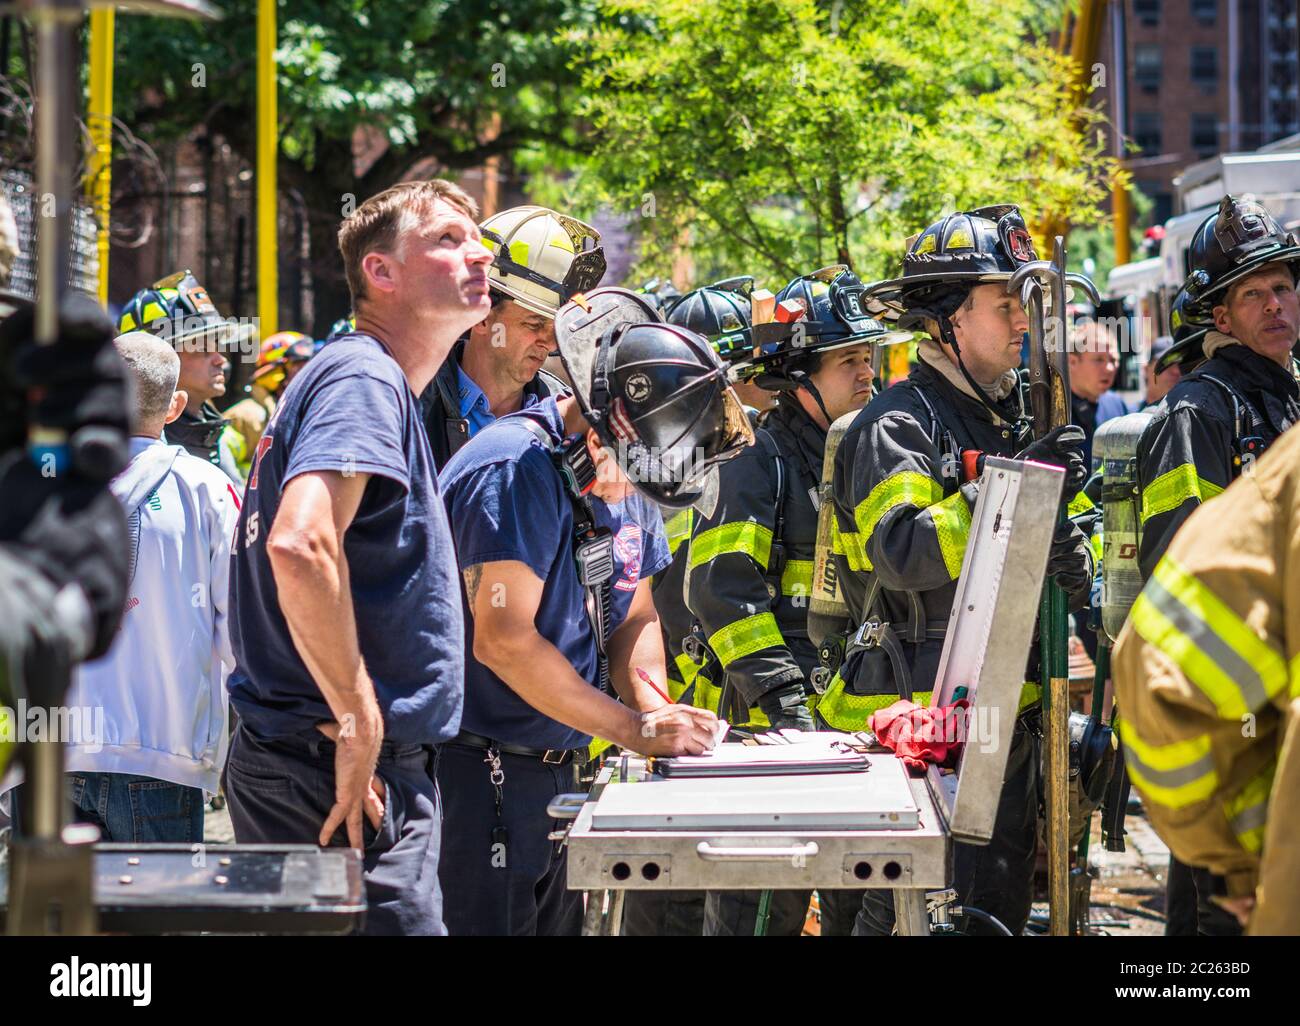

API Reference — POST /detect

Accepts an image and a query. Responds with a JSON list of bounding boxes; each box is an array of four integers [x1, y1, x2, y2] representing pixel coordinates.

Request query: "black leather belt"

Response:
[[450, 729, 581, 766]]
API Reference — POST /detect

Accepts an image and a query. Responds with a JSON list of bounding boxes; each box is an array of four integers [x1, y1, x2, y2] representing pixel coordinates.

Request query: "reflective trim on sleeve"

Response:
[[853, 471, 944, 544], [1130, 557, 1288, 720], [1116, 718, 1220, 810], [928, 490, 972, 580], [1140, 463, 1224, 523], [1224, 761, 1275, 855], [688, 519, 773, 571], [781, 559, 814, 598], [708, 611, 785, 668]]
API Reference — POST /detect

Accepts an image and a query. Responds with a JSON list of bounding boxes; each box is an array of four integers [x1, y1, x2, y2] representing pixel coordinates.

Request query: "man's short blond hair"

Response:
[[337, 179, 479, 305]]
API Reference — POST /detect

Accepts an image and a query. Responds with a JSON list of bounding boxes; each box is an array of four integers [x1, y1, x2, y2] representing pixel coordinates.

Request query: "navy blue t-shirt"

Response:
[[439, 398, 671, 750], [228, 333, 464, 744]]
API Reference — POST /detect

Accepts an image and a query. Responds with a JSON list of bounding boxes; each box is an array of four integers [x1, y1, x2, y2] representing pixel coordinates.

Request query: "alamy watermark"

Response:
[[0, 701, 105, 751]]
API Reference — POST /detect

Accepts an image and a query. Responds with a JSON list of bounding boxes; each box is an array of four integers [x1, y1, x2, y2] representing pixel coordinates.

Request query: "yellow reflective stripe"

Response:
[[691, 674, 722, 714], [817, 678, 1037, 731], [1089, 530, 1103, 565], [1141, 463, 1224, 523], [141, 300, 168, 325], [708, 612, 784, 668], [687, 672, 769, 727], [671, 652, 701, 693], [689, 520, 773, 571], [1116, 718, 1219, 810], [833, 519, 871, 572], [853, 471, 944, 542], [928, 490, 972, 580], [1132, 557, 1288, 720], [586, 737, 614, 763], [664, 509, 693, 555], [781, 559, 813, 598], [1067, 491, 1096, 518], [815, 672, 933, 730], [1224, 761, 1274, 855], [692, 673, 721, 713]]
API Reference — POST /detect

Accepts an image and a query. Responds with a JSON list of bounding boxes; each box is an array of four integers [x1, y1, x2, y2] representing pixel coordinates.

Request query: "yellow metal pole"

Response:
[[257, 0, 278, 339], [87, 9, 114, 306], [1113, 175, 1131, 266]]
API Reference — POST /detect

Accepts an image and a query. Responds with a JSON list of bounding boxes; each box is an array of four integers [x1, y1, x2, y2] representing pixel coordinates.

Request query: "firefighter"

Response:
[[826, 205, 1095, 936], [438, 287, 751, 935], [618, 277, 761, 937], [684, 265, 906, 936], [1132, 193, 1300, 935], [117, 270, 254, 482], [1114, 423, 1300, 935], [421, 205, 606, 469]]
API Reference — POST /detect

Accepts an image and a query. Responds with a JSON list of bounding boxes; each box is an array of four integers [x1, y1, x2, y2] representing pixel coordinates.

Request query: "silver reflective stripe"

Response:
[[1144, 572, 1271, 713], [1229, 800, 1268, 839], [1121, 739, 1217, 791]]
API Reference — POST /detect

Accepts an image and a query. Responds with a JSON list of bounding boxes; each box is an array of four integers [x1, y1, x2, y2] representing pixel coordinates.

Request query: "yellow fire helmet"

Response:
[[479, 205, 607, 318]]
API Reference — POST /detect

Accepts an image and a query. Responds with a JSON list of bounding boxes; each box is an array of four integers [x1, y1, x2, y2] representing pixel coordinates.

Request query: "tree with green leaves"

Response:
[[100, 0, 600, 328], [568, 0, 1119, 286]]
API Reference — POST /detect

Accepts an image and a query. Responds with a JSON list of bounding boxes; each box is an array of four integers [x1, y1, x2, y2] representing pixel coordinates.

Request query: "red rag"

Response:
[[869, 698, 971, 773]]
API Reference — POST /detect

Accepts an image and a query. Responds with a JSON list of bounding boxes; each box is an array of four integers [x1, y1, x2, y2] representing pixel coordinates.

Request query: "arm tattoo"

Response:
[[462, 564, 483, 616]]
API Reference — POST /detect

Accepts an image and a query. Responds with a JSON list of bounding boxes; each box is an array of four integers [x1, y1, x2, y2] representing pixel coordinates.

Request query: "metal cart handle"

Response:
[[695, 841, 820, 862]]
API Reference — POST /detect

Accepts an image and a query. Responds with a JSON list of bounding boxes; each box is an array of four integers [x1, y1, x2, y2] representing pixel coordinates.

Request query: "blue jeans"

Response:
[[68, 771, 205, 844]]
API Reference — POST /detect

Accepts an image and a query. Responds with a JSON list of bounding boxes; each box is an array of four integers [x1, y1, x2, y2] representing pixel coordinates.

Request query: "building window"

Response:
[[1191, 46, 1218, 87], [1191, 113, 1219, 155], [1133, 112, 1162, 155], [1134, 0, 1161, 26], [1191, 0, 1216, 25], [1134, 45, 1162, 89]]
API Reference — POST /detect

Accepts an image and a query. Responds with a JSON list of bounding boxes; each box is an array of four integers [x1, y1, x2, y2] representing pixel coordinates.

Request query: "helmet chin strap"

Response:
[[790, 370, 833, 428], [936, 313, 1019, 425]]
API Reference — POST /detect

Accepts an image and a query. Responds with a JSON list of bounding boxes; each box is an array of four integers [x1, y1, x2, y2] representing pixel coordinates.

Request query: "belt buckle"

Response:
[[854, 617, 886, 650], [542, 749, 567, 765]]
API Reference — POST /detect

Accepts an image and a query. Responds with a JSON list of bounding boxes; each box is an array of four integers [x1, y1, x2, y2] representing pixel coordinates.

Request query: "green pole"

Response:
[[754, 890, 773, 936]]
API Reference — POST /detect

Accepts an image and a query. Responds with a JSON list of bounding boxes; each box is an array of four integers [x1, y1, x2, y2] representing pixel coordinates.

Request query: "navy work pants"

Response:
[[437, 741, 583, 936], [224, 722, 445, 936]]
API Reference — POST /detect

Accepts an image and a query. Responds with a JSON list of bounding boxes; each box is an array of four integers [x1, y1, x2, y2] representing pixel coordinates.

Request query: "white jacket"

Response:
[[64, 436, 241, 795]]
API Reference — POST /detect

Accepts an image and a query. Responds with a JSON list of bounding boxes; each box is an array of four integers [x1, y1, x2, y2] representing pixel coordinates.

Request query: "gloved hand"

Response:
[[1046, 518, 1092, 598], [1016, 424, 1087, 496], [757, 682, 814, 732], [1, 292, 130, 483]]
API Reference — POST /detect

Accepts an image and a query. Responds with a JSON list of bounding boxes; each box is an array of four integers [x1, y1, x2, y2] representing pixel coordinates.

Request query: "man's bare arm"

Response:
[[267, 470, 378, 730], [606, 576, 669, 711], [266, 469, 384, 845], [469, 559, 716, 755]]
